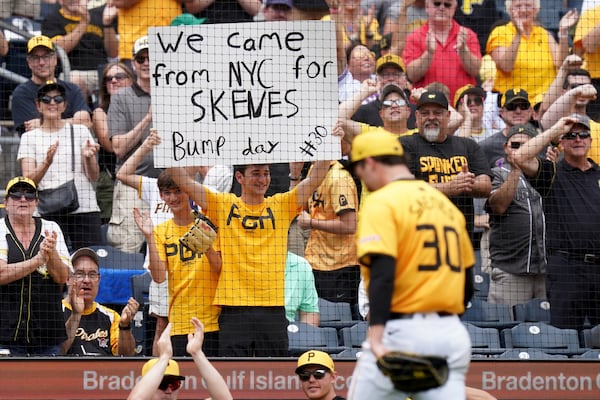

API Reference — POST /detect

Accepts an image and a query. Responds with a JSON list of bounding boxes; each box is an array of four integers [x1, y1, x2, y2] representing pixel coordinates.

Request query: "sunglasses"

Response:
[[298, 369, 327, 382], [465, 96, 483, 106], [569, 83, 585, 90], [158, 378, 182, 391], [433, 1, 453, 8], [8, 190, 37, 201], [40, 95, 65, 104], [562, 131, 591, 140], [382, 99, 407, 108], [105, 72, 128, 82], [134, 54, 149, 64], [509, 142, 524, 149], [505, 102, 530, 111]]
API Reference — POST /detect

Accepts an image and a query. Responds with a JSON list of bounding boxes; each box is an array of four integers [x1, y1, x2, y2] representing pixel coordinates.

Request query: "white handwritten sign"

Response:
[[148, 21, 339, 167]]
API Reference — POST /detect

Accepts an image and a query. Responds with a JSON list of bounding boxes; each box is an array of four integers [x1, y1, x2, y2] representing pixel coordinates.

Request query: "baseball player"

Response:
[[295, 350, 345, 400], [347, 130, 475, 400]]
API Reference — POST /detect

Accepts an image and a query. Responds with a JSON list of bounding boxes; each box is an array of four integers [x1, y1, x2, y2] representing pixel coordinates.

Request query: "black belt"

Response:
[[389, 311, 453, 320], [548, 250, 600, 264]]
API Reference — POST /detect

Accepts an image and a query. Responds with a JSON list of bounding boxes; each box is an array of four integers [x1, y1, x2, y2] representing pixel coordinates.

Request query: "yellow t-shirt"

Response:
[[118, 0, 182, 59], [305, 161, 359, 271], [357, 180, 474, 315], [204, 189, 298, 306], [574, 5, 600, 78], [486, 22, 557, 100], [154, 219, 220, 335]]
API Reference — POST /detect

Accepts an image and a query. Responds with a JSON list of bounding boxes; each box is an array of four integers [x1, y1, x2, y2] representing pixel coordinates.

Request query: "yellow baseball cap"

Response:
[[350, 129, 404, 167], [296, 350, 335, 373], [5, 176, 37, 195], [27, 35, 54, 54], [141, 358, 185, 380], [376, 54, 405, 73]]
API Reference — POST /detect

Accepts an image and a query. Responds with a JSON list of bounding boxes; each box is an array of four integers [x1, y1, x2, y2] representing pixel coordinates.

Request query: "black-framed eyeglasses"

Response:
[[158, 378, 182, 391], [569, 83, 585, 90], [562, 131, 591, 140], [8, 190, 37, 201], [40, 95, 65, 104], [382, 99, 407, 108], [433, 1, 453, 8], [297, 369, 328, 382], [509, 142, 524, 149], [466, 96, 484, 106], [73, 271, 100, 281], [134, 54, 149, 64], [104, 73, 128, 82], [505, 102, 530, 111], [379, 72, 403, 79], [27, 53, 55, 63]]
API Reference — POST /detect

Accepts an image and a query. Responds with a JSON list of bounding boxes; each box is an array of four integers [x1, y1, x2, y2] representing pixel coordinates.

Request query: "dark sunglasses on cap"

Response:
[[8, 190, 37, 201], [381, 99, 407, 108], [40, 95, 65, 104], [433, 1, 453, 8], [297, 369, 327, 381], [562, 131, 591, 140], [158, 378, 182, 391], [104, 72, 128, 82], [505, 102, 530, 111]]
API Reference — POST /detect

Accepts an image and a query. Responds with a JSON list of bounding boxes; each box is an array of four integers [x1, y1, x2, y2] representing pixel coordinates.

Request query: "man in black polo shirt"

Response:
[[514, 113, 600, 330]]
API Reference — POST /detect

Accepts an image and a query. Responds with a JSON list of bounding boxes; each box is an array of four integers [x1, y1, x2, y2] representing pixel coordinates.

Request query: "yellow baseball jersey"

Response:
[[154, 219, 220, 335], [486, 23, 556, 100], [305, 161, 359, 271], [204, 189, 299, 306], [590, 119, 600, 164], [357, 180, 474, 315], [574, 5, 600, 78]]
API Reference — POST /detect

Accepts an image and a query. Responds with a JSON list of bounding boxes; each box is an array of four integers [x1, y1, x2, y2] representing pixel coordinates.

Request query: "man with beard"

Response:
[[400, 90, 492, 241]]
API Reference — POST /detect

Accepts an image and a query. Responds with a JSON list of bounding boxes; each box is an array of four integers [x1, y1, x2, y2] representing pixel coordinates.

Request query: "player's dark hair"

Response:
[[563, 69, 591, 90], [157, 170, 179, 191], [372, 154, 410, 166]]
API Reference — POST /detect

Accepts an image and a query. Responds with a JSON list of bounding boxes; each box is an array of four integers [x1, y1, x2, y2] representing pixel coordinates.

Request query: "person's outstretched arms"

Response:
[[186, 318, 233, 400], [127, 324, 174, 400]]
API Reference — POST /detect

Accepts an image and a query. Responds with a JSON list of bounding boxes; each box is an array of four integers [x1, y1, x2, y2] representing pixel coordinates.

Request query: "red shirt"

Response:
[[403, 20, 481, 99]]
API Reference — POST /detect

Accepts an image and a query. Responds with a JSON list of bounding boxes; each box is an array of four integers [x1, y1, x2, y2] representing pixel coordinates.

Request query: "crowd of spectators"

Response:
[[1, 0, 600, 368]]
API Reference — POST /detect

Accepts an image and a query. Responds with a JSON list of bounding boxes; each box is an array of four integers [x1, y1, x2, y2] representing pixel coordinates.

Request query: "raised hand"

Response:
[[120, 297, 140, 326], [186, 317, 206, 356]]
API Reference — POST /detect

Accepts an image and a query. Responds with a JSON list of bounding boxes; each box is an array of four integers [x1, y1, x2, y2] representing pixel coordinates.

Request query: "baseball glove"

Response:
[[179, 210, 218, 254], [376, 351, 449, 393]]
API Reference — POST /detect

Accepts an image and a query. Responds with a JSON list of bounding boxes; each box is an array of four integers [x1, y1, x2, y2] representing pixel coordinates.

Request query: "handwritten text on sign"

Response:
[[149, 21, 339, 167]]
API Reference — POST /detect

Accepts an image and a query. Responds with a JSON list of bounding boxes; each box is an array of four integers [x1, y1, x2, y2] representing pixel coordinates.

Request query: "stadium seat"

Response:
[[574, 350, 600, 360], [90, 245, 145, 305], [472, 271, 490, 300], [287, 322, 346, 357], [461, 299, 517, 329], [333, 348, 363, 359], [130, 271, 154, 356], [496, 349, 568, 360], [463, 322, 504, 355], [339, 321, 369, 348], [501, 322, 585, 356], [581, 325, 600, 349], [318, 298, 356, 329], [513, 298, 551, 323]]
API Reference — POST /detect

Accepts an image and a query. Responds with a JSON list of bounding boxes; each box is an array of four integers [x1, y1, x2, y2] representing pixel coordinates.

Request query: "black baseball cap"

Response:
[[417, 90, 448, 110], [37, 80, 66, 100], [380, 84, 409, 103], [506, 123, 537, 141], [502, 88, 530, 108]]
